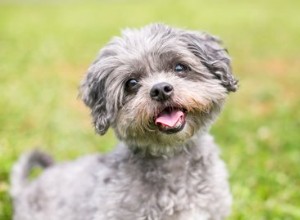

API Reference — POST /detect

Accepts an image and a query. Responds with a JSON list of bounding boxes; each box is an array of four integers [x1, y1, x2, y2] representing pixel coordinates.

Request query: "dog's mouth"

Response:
[[154, 107, 187, 134]]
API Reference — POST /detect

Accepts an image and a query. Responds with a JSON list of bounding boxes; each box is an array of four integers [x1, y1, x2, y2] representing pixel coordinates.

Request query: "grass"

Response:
[[0, 0, 299, 219]]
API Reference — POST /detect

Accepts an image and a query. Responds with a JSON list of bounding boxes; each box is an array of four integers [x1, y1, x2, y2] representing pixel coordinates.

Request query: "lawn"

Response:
[[0, 0, 299, 219]]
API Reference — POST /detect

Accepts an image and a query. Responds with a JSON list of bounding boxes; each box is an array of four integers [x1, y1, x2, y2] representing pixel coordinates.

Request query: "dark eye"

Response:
[[125, 78, 139, 92], [174, 63, 189, 73]]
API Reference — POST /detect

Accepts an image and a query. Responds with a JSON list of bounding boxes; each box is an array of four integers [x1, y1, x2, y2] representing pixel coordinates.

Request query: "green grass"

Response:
[[0, 0, 299, 219]]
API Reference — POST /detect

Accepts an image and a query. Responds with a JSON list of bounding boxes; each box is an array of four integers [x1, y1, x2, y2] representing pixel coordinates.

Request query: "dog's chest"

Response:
[[95, 156, 213, 220], [140, 161, 211, 220]]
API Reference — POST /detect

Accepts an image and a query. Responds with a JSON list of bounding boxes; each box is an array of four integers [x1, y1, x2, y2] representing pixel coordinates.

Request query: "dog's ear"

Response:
[[80, 59, 110, 135], [181, 31, 238, 92]]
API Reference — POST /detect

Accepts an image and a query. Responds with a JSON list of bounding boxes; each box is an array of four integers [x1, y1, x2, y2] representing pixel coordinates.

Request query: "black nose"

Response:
[[150, 82, 174, 101]]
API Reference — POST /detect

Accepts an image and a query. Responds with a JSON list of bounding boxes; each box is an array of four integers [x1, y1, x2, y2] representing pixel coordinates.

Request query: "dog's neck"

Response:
[[121, 132, 218, 163], [109, 133, 221, 187]]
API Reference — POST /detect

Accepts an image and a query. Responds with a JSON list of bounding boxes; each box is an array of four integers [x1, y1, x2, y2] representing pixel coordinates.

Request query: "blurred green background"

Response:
[[0, 0, 299, 219]]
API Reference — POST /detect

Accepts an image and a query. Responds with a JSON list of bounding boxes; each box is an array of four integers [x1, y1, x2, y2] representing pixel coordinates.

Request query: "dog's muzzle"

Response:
[[149, 82, 186, 134]]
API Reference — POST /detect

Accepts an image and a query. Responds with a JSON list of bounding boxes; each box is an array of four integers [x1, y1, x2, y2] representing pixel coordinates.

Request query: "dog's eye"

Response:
[[174, 63, 189, 73], [125, 78, 139, 92]]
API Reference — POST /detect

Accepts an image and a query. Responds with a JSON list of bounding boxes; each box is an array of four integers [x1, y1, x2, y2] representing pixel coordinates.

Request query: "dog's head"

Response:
[[80, 24, 238, 154]]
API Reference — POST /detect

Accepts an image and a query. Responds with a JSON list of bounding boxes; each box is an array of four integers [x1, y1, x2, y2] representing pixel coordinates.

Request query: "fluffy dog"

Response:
[[11, 23, 238, 220]]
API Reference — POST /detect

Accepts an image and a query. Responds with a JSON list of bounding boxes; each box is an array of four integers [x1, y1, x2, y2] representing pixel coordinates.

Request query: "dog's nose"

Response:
[[150, 82, 174, 101]]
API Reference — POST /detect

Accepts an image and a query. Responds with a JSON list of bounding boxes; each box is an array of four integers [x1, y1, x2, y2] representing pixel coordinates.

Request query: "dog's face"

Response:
[[81, 24, 237, 154]]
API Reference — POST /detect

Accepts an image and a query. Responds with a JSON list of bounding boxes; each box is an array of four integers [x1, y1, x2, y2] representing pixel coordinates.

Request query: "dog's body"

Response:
[[12, 135, 230, 220], [11, 24, 237, 220]]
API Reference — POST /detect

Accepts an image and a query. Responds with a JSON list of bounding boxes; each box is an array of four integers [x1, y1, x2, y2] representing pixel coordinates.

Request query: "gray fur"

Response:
[[10, 150, 53, 199], [11, 23, 238, 220]]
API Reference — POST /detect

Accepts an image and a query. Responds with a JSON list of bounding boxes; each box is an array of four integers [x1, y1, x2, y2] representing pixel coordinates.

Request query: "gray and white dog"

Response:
[[11, 23, 238, 220]]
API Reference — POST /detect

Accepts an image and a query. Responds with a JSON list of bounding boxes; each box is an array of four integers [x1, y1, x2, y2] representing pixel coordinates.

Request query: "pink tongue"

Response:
[[155, 110, 184, 127]]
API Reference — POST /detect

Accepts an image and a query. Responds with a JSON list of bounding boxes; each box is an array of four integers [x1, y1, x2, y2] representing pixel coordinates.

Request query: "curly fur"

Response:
[[11, 23, 238, 220]]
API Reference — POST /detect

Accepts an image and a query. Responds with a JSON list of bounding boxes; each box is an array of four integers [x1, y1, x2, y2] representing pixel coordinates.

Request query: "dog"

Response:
[[11, 23, 238, 220]]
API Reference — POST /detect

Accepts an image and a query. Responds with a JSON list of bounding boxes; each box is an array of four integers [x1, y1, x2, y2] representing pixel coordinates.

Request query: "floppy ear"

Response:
[[182, 31, 238, 92], [80, 61, 110, 135]]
